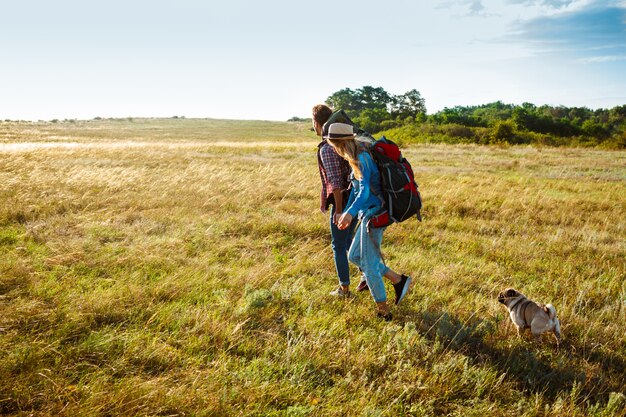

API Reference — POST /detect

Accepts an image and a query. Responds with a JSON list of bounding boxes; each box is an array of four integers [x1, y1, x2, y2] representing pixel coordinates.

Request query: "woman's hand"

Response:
[[337, 212, 353, 230]]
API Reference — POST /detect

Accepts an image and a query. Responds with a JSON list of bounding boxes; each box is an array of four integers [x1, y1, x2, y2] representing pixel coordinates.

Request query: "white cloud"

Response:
[[469, 0, 487, 13], [579, 54, 626, 62]]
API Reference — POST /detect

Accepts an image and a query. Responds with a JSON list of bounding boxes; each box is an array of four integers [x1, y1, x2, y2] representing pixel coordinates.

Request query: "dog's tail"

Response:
[[544, 304, 557, 320]]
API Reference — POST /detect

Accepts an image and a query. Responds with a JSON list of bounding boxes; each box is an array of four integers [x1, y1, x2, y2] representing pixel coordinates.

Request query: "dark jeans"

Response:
[[330, 204, 356, 286]]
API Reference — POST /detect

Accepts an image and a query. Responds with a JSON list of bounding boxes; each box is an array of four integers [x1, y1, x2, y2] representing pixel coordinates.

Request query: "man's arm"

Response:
[[320, 145, 348, 223], [331, 188, 344, 224]]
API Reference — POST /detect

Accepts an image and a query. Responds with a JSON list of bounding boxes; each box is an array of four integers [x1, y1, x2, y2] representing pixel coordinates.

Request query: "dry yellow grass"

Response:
[[1, 119, 625, 416]]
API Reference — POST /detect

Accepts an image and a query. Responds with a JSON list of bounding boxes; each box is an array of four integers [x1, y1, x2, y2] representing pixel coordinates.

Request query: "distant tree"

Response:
[[546, 106, 568, 119], [492, 120, 515, 142], [326, 86, 392, 117], [582, 119, 608, 137], [431, 106, 478, 126], [324, 86, 624, 146], [356, 86, 392, 111], [512, 107, 536, 131], [354, 107, 392, 134], [326, 88, 360, 116], [473, 101, 514, 124], [390, 89, 426, 120], [609, 105, 626, 124], [567, 107, 591, 123], [594, 108, 610, 123]]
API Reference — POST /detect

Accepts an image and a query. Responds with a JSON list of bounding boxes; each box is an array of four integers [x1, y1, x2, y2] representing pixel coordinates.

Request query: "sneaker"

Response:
[[356, 279, 369, 292], [329, 286, 352, 298], [377, 311, 393, 321], [393, 274, 412, 305]]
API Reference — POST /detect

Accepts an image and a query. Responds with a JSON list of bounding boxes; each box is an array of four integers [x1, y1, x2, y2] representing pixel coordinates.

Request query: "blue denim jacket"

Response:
[[345, 151, 383, 219]]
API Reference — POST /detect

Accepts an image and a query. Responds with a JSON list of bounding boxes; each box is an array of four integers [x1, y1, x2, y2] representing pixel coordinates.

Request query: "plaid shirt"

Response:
[[317, 140, 351, 212]]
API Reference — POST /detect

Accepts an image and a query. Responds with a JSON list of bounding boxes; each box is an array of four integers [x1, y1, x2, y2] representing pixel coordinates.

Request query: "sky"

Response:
[[1, 0, 625, 121]]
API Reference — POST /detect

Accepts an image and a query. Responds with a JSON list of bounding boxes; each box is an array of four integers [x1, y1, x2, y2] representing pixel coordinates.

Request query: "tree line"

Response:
[[308, 86, 626, 148]]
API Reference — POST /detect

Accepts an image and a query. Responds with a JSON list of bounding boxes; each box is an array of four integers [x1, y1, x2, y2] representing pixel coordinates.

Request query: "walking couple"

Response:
[[313, 104, 412, 321]]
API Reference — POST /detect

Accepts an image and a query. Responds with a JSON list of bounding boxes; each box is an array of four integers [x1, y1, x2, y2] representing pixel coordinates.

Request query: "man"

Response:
[[312, 104, 368, 297]]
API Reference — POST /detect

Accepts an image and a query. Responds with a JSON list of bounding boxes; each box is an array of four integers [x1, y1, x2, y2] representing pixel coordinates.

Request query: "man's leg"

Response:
[[330, 204, 352, 288]]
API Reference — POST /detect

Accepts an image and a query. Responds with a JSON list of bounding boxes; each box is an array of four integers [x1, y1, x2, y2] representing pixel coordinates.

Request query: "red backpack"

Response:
[[368, 136, 422, 228]]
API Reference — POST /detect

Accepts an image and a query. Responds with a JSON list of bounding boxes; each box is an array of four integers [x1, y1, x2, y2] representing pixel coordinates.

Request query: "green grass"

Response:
[[1, 119, 625, 416]]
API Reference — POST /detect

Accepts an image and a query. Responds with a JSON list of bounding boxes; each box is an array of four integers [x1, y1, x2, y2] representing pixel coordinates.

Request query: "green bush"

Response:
[[492, 121, 515, 143]]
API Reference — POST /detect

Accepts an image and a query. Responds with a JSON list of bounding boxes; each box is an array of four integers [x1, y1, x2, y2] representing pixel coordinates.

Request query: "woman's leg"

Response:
[[348, 223, 389, 310], [384, 269, 401, 284]]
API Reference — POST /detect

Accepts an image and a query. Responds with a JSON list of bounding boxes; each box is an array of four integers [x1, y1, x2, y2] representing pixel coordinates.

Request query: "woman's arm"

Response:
[[344, 153, 373, 218], [337, 152, 375, 230]]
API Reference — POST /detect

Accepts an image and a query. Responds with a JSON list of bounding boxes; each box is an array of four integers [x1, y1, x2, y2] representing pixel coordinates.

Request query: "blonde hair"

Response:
[[327, 136, 372, 180]]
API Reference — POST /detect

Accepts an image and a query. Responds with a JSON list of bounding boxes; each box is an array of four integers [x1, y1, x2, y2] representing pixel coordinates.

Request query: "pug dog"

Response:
[[498, 288, 561, 345]]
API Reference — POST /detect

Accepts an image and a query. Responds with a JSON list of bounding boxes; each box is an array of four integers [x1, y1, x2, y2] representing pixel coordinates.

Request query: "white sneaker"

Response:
[[329, 286, 353, 298]]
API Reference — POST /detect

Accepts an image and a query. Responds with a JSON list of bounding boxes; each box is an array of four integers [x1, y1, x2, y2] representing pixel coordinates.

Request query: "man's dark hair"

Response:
[[312, 104, 333, 125]]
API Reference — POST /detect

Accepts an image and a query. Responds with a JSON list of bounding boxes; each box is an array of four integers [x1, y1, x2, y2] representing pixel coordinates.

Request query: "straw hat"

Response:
[[323, 123, 356, 140]]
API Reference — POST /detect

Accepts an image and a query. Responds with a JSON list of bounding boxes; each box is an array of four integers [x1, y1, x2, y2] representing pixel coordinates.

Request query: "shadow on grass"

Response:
[[399, 308, 625, 406]]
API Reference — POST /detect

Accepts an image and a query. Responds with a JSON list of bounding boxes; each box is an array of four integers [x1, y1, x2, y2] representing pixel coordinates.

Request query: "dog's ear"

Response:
[[506, 289, 517, 297]]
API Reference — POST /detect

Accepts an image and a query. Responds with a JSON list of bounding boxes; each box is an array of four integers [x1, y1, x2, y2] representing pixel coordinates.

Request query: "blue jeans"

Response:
[[330, 204, 356, 286], [348, 219, 390, 303]]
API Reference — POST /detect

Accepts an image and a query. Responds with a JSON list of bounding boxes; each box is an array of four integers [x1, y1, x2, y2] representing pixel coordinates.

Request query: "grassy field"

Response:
[[1, 118, 625, 416]]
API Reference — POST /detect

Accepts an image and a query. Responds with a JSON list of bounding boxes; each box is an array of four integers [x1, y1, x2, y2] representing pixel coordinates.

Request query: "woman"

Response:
[[324, 123, 412, 320]]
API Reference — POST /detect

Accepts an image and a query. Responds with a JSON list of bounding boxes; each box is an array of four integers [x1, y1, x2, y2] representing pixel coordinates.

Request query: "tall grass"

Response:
[[1, 119, 625, 416]]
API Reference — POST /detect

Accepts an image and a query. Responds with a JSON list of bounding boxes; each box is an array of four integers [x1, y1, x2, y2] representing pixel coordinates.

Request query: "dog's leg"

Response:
[[553, 318, 562, 346], [532, 333, 542, 344], [531, 327, 543, 344]]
